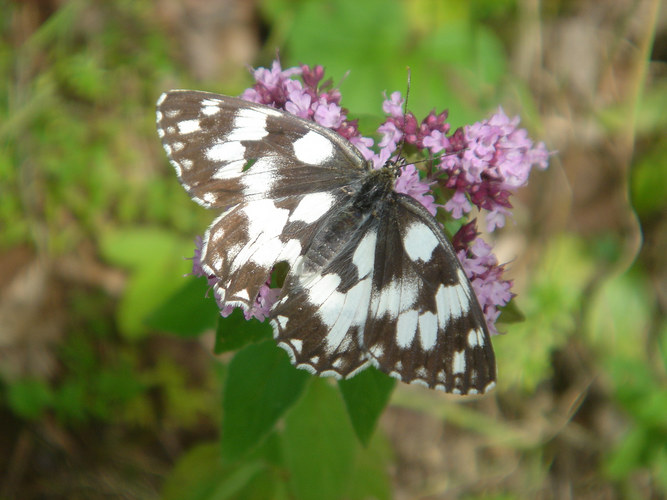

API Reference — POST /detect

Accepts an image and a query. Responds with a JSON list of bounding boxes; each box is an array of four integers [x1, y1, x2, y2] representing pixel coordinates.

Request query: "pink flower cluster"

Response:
[[451, 221, 514, 336], [429, 109, 549, 231], [241, 61, 369, 153], [192, 60, 549, 332]]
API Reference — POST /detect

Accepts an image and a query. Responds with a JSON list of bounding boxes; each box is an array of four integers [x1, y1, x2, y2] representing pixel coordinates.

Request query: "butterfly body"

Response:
[[157, 90, 496, 395]]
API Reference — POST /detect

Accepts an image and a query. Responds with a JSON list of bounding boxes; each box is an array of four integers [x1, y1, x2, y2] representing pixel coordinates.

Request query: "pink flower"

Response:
[[313, 98, 345, 128], [253, 60, 301, 88], [246, 283, 281, 322], [422, 129, 450, 154], [349, 135, 375, 161], [378, 121, 402, 151], [284, 80, 311, 118], [394, 164, 437, 216], [382, 91, 404, 117], [368, 148, 392, 170]]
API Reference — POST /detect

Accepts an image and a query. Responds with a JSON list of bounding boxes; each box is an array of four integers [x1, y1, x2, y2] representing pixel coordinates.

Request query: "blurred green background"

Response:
[[1, 0, 665, 498]]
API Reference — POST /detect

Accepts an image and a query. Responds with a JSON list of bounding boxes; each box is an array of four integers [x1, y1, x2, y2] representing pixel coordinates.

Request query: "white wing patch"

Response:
[[278, 239, 303, 263], [404, 222, 440, 263], [289, 192, 336, 223], [177, 119, 201, 135], [435, 280, 470, 327], [201, 99, 221, 116], [202, 192, 217, 205], [228, 108, 269, 141], [418, 311, 438, 351], [305, 273, 341, 308], [452, 350, 466, 374], [207, 141, 245, 165], [396, 309, 419, 348], [352, 230, 377, 279], [371, 276, 418, 320], [225, 200, 291, 272], [467, 327, 485, 347], [293, 131, 334, 164], [243, 199, 289, 241], [321, 277, 372, 353], [241, 157, 277, 195]]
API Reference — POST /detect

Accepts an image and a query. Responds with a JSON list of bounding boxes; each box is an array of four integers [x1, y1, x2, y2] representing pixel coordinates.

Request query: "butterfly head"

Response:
[[381, 153, 409, 177]]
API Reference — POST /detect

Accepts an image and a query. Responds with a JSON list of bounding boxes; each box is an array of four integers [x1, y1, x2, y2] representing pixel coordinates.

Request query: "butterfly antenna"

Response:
[[404, 67, 411, 113], [392, 67, 411, 169]]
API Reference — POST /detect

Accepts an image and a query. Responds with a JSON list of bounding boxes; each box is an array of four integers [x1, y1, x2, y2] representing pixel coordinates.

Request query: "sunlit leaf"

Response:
[[283, 379, 358, 500], [221, 340, 308, 460]]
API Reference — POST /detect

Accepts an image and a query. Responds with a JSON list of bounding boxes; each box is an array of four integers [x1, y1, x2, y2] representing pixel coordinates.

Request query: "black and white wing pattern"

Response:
[[157, 90, 496, 395]]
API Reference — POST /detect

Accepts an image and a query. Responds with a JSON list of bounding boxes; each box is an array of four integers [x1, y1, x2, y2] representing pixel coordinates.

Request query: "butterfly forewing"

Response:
[[157, 91, 366, 208], [158, 90, 368, 311], [157, 89, 497, 395]]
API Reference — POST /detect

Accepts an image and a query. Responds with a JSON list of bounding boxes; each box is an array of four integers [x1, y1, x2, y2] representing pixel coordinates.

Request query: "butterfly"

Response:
[[156, 90, 496, 395]]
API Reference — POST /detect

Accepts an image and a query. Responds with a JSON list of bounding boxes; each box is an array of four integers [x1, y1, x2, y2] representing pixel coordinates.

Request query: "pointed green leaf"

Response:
[[221, 340, 308, 460], [496, 298, 525, 325], [147, 278, 219, 337], [214, 309, 272, 354], [338, 367, 395, 445], [283, 379, 358, 500]]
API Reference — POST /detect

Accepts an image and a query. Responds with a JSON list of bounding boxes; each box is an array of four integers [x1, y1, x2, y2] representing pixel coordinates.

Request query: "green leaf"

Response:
[[347, 432, 393, 500], [221, 340, 308, 460], [604, 427, 647, 480], [587, 270, 653, 359], [283, 379, 358, 500], [7, 379, 53, 420], [99, 227, 193, 338], [100, 226, 184, 268], [52, 379, 87, 423], [338, 367, 395, 446], [496, 298, 525, 325], [147, 278, 219, 337], [162, 442, 265, 500], [231, 465, 289, 500], [214, 309, 272, 354]]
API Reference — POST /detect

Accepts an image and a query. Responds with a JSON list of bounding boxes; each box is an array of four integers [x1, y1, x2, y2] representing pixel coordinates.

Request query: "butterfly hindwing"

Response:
[[270, 193, 380, 378], [362, 194, 496, 394], [201, 187, 357, 312]]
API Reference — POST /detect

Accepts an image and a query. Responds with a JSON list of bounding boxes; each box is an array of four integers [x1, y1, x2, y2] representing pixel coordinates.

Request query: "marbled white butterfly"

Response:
[[156, 90, 496, 395]]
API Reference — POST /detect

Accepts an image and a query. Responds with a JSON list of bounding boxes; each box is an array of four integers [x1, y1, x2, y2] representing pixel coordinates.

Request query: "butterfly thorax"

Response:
[[353, 165, 396, 211], [297, 166, 394, 278]]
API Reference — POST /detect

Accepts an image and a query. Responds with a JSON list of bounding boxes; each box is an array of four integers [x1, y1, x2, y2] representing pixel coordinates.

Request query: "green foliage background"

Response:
[[1, 0, 665, 498]]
